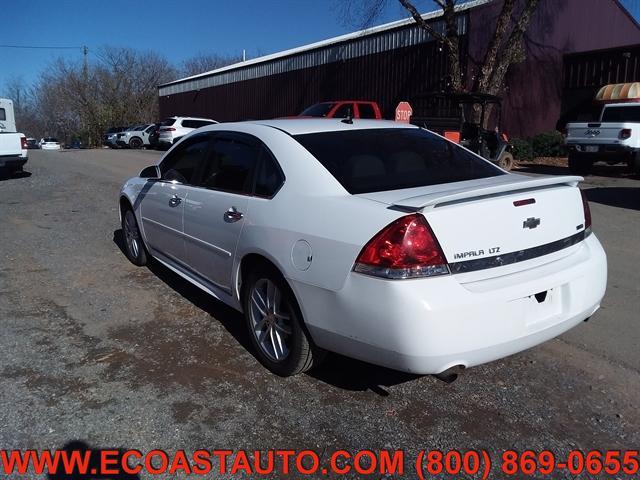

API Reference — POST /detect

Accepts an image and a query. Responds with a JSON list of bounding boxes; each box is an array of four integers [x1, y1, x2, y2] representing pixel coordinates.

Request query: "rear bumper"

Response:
[[0, 155, 27, 169], [567, 143, 637, 161], [295, 234, 607, 374]]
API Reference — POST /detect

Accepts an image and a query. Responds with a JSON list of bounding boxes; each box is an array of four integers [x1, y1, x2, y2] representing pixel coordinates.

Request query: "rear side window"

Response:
[[0, 108, 5, 121], [358, 104, 377, 119], [198, 138, 259, 194], [294, 128, 504, 194], [601, 106, 640, 122], [255, 152, 284, 197], [160, 135, 211, 184]]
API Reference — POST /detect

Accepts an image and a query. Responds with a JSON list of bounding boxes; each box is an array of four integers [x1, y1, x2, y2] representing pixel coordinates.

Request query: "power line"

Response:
[[0, 44, 83, 50]]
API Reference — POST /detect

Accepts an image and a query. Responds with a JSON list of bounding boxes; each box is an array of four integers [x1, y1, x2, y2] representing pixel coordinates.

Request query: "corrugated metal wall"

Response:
[[159, 15, 468, 121], [561, 44, 640, 123]]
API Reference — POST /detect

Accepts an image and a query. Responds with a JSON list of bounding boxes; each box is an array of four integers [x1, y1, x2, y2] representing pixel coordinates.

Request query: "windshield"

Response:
[[294, 128, 504, 194], [300, 103, 336, 117], [160, 118, 177, 126], [43, 138, 59, 142]]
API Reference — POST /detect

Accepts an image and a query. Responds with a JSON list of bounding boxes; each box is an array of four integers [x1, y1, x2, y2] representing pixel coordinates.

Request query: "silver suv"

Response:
[[158, 116, 217, 147]]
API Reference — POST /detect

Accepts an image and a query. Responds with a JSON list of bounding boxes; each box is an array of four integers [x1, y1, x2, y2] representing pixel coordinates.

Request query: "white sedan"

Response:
[[39, 137, 61, 150], [118, 119, 607, 377]]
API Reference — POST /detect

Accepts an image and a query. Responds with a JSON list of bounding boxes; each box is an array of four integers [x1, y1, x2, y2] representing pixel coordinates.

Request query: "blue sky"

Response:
[[1, 0, 639, 92]]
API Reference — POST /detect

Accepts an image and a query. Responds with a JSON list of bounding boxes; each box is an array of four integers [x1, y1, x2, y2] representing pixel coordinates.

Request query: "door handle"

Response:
[[168, 194, 182, 207], [224, 206, 244, 222]]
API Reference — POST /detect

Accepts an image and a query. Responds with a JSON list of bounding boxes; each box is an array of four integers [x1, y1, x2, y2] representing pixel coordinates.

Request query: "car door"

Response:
[[139, 134, 213, 265], [182, 133, 262, 291]]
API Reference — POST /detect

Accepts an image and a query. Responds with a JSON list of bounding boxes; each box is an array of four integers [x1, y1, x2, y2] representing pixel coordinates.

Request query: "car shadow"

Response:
[[584, 187, 640, 210], [47, 440, 140, 479], [112, 229, 423, 392], [0, 170, 31, 181]]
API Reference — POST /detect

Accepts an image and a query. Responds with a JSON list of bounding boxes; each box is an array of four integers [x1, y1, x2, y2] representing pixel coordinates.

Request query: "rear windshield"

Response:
[[44, 138, 59, 142], [160, 118, 176, 126], [294, 128, 504, 194], [300, 103, 335, 117], [601, 106, 640, 122]]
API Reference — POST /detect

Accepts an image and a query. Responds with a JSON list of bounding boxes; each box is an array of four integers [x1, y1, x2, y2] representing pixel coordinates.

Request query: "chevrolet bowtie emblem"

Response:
[[523, 217, 541, 229]]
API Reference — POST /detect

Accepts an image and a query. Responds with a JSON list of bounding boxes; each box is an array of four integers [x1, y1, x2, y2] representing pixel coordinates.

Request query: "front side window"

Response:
[[198, 137, 260, 194], [300, 103, 335, 117], [160, 135, 211, 184], [332, 103, 353, 118], [294, 128, 504, 194]]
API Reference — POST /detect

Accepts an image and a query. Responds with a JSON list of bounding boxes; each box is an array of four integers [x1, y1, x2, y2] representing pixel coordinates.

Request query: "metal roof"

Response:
[[158, 0, 491, 97]]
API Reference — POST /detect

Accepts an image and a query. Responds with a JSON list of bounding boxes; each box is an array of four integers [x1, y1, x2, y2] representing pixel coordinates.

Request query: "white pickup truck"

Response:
[[565, 102, 640, 175], [0, 98, 28, 176]]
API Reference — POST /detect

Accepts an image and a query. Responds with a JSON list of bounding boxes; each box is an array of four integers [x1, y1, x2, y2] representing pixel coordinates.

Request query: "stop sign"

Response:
[[395, 101, 413, 123]]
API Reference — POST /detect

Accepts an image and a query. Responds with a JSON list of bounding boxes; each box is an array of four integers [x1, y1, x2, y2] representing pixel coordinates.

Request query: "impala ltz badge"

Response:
[[523, 217, 541, 229]]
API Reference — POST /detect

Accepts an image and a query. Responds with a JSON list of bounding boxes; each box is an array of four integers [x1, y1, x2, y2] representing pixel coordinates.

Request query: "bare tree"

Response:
[[181, 53, 243, 77], [348, 0, 540, 95]]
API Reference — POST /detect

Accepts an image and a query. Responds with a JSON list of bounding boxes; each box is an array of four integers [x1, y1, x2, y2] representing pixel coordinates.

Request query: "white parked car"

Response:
[[157, 116, 217, 147], [39, 137, 61, 150], [116, 124, 156, 149], [119, 119, 607, 377]]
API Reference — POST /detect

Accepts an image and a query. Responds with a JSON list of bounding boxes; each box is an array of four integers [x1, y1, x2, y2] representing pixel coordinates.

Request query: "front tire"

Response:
[[630, 151, 640, 175], [243, 267, 323, 376], [122, 208, 148, 266], [129, 137, 143, 149], [568, 152, 594, 175]]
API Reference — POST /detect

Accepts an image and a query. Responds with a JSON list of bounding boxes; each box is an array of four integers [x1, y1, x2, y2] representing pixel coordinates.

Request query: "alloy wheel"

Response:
[[124, 210, 140, 259], [249, 278, 293, 362]]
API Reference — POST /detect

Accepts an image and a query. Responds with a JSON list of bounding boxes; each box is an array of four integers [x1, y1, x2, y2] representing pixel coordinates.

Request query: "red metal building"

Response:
[[158, 0, 640, 138]]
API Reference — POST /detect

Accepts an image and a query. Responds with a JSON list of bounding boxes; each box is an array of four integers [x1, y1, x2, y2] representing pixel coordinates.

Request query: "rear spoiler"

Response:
[[392, 175, 582, 211]]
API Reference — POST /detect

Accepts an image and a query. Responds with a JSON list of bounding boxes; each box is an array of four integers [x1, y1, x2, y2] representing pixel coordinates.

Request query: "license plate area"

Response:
[[523, 285, 565, 330], [585, 145, 599, 153]]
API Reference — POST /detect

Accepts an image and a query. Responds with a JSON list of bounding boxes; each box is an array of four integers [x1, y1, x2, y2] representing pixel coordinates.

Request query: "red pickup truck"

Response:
[[299, 101, 382, 119]]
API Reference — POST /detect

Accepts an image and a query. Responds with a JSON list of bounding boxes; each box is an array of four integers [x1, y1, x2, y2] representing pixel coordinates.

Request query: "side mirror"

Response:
[[139, 165, 160, 179]]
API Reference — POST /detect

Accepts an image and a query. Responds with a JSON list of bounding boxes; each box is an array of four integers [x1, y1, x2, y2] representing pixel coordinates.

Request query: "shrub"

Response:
[[511, 131, 566, 160], [511, 137, 534, 161], [530, 131, 566, 158]]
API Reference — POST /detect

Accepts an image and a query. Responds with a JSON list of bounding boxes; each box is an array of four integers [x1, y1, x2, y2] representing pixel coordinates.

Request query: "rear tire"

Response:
[[243, 266, 324, 376], [122, 208, 148, 266], [568, 152, 594, 175], [497, 152, 514, 171]]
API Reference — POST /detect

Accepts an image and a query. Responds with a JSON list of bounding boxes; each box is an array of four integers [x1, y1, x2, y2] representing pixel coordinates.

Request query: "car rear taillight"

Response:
[[619, 128, 632, 140], [354, 214, 449, 279], [580, 190, 592, 236], [160, 127, 176, 132], [20, 136, 28, 149]]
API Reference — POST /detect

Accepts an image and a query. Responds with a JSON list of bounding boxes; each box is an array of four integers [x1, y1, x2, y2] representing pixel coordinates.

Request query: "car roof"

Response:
[[256, 118, 412, 135], [602, 102, 640, 108], [206, 118, 416, 136], [167, 116, 216, 121]]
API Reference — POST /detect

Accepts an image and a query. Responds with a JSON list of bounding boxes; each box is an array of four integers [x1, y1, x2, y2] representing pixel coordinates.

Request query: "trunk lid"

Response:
[[357, 174, 587, 277]]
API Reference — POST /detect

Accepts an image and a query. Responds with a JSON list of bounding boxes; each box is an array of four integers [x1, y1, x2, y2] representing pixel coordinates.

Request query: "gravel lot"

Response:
[[1, 149, 638, 478]]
